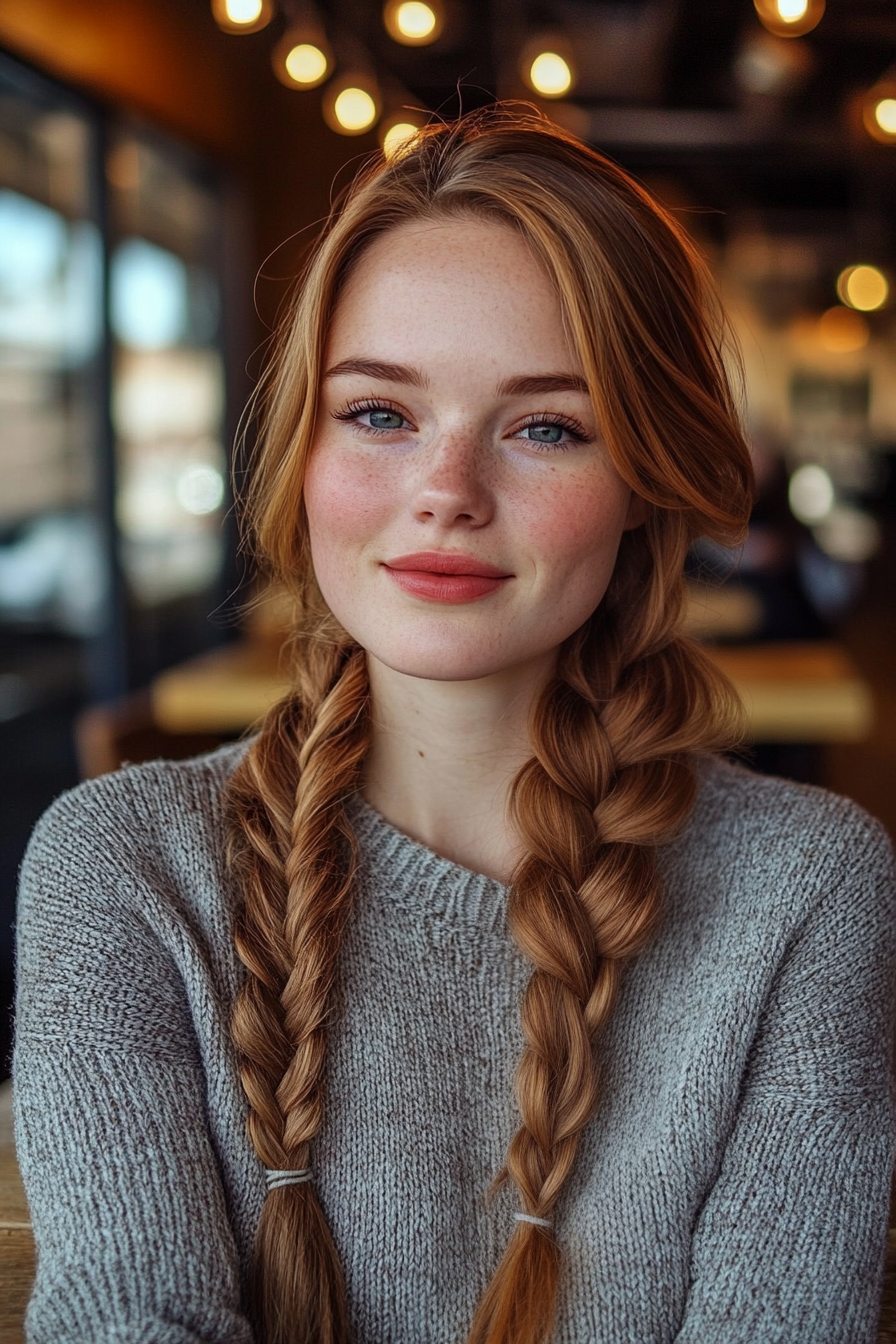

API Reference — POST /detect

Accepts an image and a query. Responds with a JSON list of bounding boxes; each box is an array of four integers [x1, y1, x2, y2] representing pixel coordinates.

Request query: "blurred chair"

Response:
[[75, 689, 228, 780]]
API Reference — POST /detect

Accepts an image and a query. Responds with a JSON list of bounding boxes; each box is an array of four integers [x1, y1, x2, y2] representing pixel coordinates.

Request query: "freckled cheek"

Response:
[[516, 481, 627, 580], [303, 450, 395, 558]]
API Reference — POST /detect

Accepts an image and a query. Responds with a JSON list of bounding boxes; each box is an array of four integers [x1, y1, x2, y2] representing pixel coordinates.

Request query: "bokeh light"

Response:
[[753, 0, 824, 38], [323, 82, 380, 135], [381, 119, 420, 159], [383, 0, 443, 45], [817, 306, 869, 353], [527, 52, 573, 98], [211, 0, 272, 34], [285, 44, 329, 86], [789, 464, 834, 525], [837, 264, 888, 312]]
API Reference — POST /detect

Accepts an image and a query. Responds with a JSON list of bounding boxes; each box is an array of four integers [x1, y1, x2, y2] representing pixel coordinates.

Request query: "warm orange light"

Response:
[[383, 0, 444, 46], [528, 53, 572, 97], [323, 76, 381, 135], [273, 31, 333, 89], [520, 36, 576, 99], [379, 113, 423, 158], [753, 0, 824, 38], [817, 306, 869, 353], [862, 83, 896, 143], [211, 0, 273, 34], [837, 264, 889, 312]]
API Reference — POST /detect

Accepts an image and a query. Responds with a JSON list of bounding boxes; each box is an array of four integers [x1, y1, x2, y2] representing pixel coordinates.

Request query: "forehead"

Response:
[[326, 216, 581, 372]]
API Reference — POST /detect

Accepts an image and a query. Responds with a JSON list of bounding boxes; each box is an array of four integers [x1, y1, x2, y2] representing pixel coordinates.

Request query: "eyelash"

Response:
[[331, 399, 589, 449], [332, 398, 410, 435], [514, 412, 589, 450]]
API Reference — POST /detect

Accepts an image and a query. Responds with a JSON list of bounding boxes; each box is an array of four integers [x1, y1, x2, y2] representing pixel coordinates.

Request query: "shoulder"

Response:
[[691, 752, 892, 867], [667, 753, 896, 937], [19, 739, 252, 919]]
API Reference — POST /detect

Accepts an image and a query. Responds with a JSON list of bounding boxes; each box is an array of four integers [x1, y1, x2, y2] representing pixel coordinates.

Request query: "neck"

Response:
[[362, 654, 555, 883]]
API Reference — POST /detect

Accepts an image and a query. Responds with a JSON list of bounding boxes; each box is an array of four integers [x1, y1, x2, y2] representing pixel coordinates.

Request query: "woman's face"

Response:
[[303, 217, 643, 686]]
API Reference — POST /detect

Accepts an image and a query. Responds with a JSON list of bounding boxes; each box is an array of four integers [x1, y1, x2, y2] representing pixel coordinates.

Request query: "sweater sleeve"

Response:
[[13, 778, 255, 1344], [674, 806, 896, 1344]]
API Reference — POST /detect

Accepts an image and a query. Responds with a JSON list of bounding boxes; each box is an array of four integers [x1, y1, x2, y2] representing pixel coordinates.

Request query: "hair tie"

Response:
[[514, 1211, 552, 1229], [265, 1168, 312, 1190]]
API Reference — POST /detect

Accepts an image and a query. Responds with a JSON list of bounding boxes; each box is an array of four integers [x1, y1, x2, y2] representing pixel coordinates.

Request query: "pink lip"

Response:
[[383, 552, 513, 604], [386, 551, 511, 577]]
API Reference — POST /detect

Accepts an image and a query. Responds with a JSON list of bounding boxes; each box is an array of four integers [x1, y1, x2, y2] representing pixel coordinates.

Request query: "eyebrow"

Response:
[[323, 358, 429, 388], [323, 359, 589, 399], [495, 373, 590, 397]]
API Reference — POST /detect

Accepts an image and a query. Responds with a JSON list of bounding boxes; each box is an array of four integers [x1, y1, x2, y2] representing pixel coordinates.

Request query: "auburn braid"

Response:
[[466, 555, 742, 1344], [227, 642, 369, 1344]]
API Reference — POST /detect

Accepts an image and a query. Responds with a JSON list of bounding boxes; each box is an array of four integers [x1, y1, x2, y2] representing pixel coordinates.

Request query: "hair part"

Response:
[[226, 104, 753, 1344]]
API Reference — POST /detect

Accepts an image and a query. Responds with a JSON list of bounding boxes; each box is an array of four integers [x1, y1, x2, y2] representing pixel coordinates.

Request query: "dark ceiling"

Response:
[[314, 0, 896, 128], [304, 0, 896, 203]]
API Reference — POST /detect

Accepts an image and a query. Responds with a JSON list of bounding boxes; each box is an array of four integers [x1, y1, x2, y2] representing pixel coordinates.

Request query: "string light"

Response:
[[383, 0, 444, 46], [211, 0, 273, 34], [862, 82, 896, 143], [837, 264, 889, 312], [323, 76, 381, 135], [753, 0, 824, 38], [273, 31, 332, 88], [380, 112, 424, 158], [527, 52, 573, 97]]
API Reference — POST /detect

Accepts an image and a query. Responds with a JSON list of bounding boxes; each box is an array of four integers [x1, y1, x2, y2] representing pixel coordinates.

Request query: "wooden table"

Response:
[[152, 638, 874, 745], [0, 1079, 32, 1344]]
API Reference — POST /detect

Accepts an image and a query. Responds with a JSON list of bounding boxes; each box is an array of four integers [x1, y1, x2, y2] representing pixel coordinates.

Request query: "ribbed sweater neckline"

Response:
[[345, 791, 510, 935]]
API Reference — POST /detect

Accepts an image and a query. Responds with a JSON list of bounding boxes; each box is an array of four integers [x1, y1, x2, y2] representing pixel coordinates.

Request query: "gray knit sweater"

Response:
[[13, 743, 896, 1343]]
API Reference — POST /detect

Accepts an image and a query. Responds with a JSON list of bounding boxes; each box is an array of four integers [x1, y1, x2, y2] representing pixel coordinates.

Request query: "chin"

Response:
[[364, 637, 522, 685]]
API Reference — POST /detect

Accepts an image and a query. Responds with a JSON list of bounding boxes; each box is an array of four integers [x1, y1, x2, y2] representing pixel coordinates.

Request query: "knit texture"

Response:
[[13, 742, 896, 1343]]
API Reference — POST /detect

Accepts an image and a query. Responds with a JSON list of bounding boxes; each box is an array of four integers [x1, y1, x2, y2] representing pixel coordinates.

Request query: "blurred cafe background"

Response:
[[1, 0, 896, 1080]]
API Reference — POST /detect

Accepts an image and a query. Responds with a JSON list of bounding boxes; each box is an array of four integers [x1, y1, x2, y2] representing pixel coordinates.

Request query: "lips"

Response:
[[383, 552, 513, 603], [385, 551, 511, 578]]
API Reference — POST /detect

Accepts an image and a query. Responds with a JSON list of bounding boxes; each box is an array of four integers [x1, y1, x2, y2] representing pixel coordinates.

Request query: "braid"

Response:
[[227, 642, 370, 1344], [225, 108, 755, 1344], [467, 563, 742, 1344]]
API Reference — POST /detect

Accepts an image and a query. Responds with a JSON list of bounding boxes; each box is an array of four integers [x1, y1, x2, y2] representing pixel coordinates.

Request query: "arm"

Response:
[[14, 778, 255, 1344], [675, 808, 896, 1343]]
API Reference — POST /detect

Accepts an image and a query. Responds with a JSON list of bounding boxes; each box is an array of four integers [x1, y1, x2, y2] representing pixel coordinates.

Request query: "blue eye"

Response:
[[367, 409, 405, 429], [522, 423, 564, 444]]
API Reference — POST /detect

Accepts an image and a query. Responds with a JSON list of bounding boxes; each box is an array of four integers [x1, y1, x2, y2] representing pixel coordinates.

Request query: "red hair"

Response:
[[225, 106, 754, 1344]]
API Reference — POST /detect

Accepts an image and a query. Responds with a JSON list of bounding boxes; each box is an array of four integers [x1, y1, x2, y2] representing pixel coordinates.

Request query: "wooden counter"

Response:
[[152, 638, 873, 744], [0, 1079, 32, 1344]]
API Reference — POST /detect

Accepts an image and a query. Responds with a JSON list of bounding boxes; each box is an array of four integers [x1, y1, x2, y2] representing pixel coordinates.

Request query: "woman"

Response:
[[14, 109, 895, 1344]]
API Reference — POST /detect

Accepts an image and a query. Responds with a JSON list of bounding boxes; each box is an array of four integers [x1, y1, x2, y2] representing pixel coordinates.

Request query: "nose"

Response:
[[410, 432, 495, 529]]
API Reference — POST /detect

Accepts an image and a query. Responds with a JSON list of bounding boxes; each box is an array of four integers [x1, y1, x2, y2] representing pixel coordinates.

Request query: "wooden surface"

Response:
[[152, 638, 874, 744], [0, 1080, 32, 1344]]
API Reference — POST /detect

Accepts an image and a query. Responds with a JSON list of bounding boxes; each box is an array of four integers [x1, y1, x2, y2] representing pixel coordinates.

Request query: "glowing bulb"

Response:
[[875, 99, 896, 135], [383, 0, 443, 45], [396, 2, 436, 39], [776, 0, 808, 21], [225, 0, 262, 22], [528, 52, 573, 98], [285, 43, 328, 85], [382, 121, 419, 158], [837, 264, 888, 312], [817, 306, 869, 353], [211, 0, 271, 34], [334, 87, 377, 132], [789, 465, 834, 525], [753, 0, 823, 38]]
